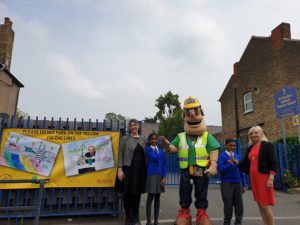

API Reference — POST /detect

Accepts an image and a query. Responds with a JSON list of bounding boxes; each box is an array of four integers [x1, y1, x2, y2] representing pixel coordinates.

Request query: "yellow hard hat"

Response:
[[183, 96, 201, 109]]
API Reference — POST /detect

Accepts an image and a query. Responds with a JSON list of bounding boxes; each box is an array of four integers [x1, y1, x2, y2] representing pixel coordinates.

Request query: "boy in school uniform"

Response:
[[218, 138, 246, 225]]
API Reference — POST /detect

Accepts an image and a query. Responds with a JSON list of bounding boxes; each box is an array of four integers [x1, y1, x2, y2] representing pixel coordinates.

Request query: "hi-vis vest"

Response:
[[178, 131, 209, 169]]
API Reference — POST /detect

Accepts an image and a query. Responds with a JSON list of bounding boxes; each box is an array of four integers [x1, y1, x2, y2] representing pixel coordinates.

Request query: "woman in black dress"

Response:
[[115, 119, 147, 225]]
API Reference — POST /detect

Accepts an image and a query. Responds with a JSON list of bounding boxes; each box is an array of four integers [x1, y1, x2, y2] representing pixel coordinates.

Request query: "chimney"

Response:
[[4, 17, 13, 28], [233, 62, 238, 78], [271, 23, 290, 48], [0, 17, 15, 70]]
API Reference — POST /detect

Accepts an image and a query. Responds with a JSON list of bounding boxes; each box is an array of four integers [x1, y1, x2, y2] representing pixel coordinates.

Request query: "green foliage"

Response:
[[143, 116, 156, 123], [275, 136, 300, 149], [105, 112, 126, 121], [153, 91, 184, 137], [284, 169, 298, 188], [16, 108, 29, 119]]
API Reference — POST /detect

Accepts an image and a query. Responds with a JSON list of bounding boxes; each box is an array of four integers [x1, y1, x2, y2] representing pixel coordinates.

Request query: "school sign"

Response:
[[274, 86, 299, 118]]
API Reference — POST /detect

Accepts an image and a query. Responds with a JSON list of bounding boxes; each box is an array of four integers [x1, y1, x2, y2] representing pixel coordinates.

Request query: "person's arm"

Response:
[[162, 149, 167, 179], [267, 170, 276, 190], [160, 136, 179, 152], [265, 142, 277, 190], [160, 152, 167, 186], [204, 134, 220, 177], [218, 153, 231, 173], [117, 136, 127, 181]]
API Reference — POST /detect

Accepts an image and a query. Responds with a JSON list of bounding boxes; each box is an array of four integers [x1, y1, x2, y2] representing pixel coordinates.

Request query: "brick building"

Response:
[[219, 23, 300, 143], [0, 17, 24, 117]]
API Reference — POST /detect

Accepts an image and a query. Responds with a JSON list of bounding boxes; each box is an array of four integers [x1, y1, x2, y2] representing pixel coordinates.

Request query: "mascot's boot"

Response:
[[195, 209, 214, 225], [174, 208, 191, 225]]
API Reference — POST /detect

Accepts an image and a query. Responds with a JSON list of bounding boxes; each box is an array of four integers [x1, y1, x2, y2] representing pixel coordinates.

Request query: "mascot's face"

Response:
[[184, 106, 207, 135]]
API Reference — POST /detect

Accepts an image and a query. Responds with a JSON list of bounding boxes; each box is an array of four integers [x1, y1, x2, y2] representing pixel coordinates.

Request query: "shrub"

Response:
[[283, 169, 298, 188], [275, 136, 300, 151]]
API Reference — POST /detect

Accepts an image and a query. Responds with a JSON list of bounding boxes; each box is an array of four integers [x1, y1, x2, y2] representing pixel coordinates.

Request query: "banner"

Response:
[[62, 135, 115, 177], [0, 128, 119, 189]]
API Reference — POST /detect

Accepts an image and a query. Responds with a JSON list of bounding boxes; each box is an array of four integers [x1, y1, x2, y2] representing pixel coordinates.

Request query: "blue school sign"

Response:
[[274, 86, 299, 118]]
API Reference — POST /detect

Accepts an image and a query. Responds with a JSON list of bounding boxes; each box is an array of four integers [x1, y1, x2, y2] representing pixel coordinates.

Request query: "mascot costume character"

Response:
[[161, 96, 220, 225]]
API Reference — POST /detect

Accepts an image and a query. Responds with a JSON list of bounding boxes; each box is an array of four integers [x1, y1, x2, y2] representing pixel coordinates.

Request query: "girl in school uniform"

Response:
[[145, 133, 167, 225]]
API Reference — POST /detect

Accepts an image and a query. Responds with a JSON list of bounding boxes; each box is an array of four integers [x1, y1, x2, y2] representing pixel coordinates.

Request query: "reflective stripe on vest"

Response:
[[178, 132, 209, 169]]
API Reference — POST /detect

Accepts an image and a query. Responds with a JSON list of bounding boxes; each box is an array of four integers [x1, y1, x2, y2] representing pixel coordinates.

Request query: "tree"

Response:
[[105, 112, 126, 121], [154, 91, 184, 138], [16, 108, 29, 119], [143, 116, 156, 123]]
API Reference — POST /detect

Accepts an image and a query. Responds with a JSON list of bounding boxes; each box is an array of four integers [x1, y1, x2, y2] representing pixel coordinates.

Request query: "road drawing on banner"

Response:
[[0, 132, 60, 176], [62, 135, 115, 177]]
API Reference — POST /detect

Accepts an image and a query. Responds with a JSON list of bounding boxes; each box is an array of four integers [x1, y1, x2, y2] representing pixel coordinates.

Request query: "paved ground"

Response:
[[4, 185, 300, 225]]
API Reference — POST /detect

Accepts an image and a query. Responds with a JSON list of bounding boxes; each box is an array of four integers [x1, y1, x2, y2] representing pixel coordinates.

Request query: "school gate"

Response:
[[0, 116, 299, 223]]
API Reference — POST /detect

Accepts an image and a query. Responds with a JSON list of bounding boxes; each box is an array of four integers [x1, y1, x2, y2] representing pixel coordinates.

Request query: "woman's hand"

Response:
[[118, 168, 124, 182], [267, 178, 274, 190], [160, 178, 166, 187]]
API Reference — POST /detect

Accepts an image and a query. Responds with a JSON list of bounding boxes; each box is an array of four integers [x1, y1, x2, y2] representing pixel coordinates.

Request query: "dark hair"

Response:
[[148, 133, 158, 146], [225, 138, 236, 144]]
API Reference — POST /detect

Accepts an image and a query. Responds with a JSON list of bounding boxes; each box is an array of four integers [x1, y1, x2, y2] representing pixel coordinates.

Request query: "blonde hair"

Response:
[[248, 126, 268, 145]]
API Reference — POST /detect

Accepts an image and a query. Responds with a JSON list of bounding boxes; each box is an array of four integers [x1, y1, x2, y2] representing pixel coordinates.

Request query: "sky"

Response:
[[1, 0, 300, 126]]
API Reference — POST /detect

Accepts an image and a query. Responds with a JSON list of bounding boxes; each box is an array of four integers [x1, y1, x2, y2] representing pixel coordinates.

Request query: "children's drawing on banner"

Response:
[[62, 135, 115, 177], [0, 132, 60, 176]]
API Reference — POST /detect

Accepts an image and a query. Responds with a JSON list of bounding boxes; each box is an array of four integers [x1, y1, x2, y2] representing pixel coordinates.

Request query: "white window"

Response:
[[244, 92, 253, 113]]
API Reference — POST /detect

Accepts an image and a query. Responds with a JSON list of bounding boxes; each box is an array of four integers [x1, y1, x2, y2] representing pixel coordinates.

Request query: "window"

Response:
[[244, 92, 253, 113]]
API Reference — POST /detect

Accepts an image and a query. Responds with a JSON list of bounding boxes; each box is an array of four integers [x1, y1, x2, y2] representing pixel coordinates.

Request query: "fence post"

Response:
[[278, 144, 286, 192], [294, 145, 300, 179], [33, 180, 46, 225]]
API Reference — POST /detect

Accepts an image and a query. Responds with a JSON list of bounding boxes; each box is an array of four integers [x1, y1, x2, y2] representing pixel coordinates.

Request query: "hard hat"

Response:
[[183, 96, 201, 109]]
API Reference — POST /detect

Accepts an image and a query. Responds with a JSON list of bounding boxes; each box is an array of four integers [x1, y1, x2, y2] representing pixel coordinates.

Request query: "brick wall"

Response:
[[0, 17, 14, 70], [220, 23, 300, 142]]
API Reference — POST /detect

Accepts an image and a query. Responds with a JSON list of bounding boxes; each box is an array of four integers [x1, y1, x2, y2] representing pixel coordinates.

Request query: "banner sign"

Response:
[[274, 86, 299, 118], [0, 132, 60, 176], [62, 135, 114, 177], [0, 128, 120, 189]]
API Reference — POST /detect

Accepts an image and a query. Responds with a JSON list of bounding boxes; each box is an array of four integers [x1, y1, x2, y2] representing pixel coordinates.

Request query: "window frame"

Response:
[[243, 92, 253, 113]]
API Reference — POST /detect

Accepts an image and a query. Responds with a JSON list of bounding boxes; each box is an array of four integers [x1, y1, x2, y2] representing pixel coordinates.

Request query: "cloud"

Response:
[[118, 74, 149, 95], [51, 0, 92, 5], [160, 13, 229, 65], [48, 53, 105, 98]]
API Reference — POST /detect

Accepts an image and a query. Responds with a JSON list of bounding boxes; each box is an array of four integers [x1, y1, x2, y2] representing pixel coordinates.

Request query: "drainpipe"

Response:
[[234, 88, 239, 138]]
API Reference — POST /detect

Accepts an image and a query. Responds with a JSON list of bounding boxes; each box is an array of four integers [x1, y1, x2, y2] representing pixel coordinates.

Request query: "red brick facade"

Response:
[[219, 23, 300, 143]]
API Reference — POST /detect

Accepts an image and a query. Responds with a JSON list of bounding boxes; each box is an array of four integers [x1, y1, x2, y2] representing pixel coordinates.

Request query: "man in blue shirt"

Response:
[[218, 138, 246, 225]]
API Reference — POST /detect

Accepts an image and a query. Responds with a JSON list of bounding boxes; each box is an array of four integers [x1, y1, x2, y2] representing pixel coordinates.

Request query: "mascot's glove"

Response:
[[204, 162, 218, 177], [204, 149, 219, 177], [159, 136, 169, 152]]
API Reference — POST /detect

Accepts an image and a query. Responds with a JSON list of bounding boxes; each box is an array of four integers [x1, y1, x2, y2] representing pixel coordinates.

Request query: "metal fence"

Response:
[[164, 138, 300, 191], [0, 115, 299, 222], [0, 115, 126, 222], [0, 179, 49, 225]]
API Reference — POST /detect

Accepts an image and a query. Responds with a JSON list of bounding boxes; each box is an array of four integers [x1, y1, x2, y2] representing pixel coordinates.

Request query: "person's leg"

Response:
[[131, 194, 141, 224], [179, 169, 192, 209], [154, 193, 161, 225], [123, 194, 133, 225], [258, 203, 274, 225], [220, 182, 234, 225], [233, 183, 243, 225], [146, 194, 154, 225], [193, 174, 209, 209]]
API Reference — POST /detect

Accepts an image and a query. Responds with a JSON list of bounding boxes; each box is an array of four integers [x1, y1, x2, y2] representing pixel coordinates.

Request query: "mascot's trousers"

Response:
[[179, 168, 209, 209]]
